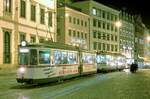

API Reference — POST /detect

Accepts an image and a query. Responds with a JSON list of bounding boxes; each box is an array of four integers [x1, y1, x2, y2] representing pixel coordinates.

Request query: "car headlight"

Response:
[[19, 67, 26, 74]]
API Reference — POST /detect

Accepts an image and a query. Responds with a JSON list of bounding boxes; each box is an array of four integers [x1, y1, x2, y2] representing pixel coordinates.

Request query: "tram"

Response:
[[16, 41, 97, 84]]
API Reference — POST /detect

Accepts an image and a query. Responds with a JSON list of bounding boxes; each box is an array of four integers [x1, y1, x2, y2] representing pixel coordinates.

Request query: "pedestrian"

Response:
[[130, 62, 138, 73], [130, 63, 135, 73]]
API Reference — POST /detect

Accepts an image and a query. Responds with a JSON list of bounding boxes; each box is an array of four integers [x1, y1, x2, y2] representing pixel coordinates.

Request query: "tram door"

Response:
[[29, 49, 37, 65]]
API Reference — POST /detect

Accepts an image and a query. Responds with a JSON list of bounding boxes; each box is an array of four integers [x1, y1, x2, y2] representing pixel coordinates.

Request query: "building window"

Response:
[[93, 31, 97, 38], [115, 45, 118, 51], [69, 16, 72, 23], [98, 21, 101, 28], [73, 17, 76, 24], [20, 32, 26, 43], [73, 30, 76, 37], [102, 11, 105, 18], [40, 8, 45, 24], [85, 33, 87, 39], [103, 22, 105, 29], [20, 0, 26, 18], [81, 20, 83, 26], [77, 19, 80, 25], [98, 43, 101, 50], [93, 19, 97, 27], [93, 42, 97, 50], [111, 45, 114, 51], [68, 29, 71, 36], [39, 37, 44, 43], [98, 9, 101, 17], [3, 31, 11, 64], [111, 34, 114, 41], [107, 23, 110, 30], [107, 34, 110, 41], [57, 29, 60, 36], [102, 33, 105, 40], [85, 21, 87, 27], [92, 8, 97, 15], [111, 24, 114, 31], [4, 0, 12, 13], [81, 32, 83, 38], [111, 14, 114, 21], [107, 12, 110, 20], [102, 43, 105, 51], [48, 11, 52, 26], [30, 35, 36, 43], [77, 31, 80, 38], [98, 32, 101, 39], [31, 4, 36, 21], [115, 15, 117, 21], [107, 44, 110, 51], [115, 35, 118, 41]]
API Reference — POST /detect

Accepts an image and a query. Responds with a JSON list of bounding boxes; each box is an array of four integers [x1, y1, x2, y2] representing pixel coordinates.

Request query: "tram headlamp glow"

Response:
[[19, 67, 26, 73]]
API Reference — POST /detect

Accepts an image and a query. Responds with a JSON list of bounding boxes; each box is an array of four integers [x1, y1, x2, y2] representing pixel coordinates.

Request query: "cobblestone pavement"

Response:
[[0, 69, 150, 99]]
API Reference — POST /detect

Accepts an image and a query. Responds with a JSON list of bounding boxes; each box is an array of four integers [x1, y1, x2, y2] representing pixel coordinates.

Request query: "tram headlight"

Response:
[[19, 67, 26, 74]]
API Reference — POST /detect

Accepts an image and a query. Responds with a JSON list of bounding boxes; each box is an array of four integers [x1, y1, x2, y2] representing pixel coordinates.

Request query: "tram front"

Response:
[[16, 41, 35, 83]]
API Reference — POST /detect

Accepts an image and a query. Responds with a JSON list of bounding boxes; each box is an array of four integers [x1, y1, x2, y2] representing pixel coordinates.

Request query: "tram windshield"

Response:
[[19, 48, 29, 65]]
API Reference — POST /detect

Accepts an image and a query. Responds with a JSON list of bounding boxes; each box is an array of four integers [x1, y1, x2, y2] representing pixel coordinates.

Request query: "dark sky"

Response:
[[95, 0, 150, 28]]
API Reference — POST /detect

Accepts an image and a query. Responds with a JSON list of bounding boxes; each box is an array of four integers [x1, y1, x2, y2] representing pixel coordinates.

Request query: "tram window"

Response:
[[83, 53, 95, 64], [54, 50, 61, 64], [68, 52, 77, 64], [62, 51, 68, 64], [30, 49, 37, 65], [39, 50, 50, 64], [19, 53, 29, 65]]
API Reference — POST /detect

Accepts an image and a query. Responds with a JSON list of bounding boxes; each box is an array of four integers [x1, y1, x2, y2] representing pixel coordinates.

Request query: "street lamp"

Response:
[[115, 21, 122, 28], [147, 36, 150, 41]]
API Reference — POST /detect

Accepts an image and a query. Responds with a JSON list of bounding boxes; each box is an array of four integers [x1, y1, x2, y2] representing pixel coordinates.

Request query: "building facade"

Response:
[[134, 15, 145, 68], [119, 11, 135, 65], [0, 0, 57, 68], [70, 0, 126, 68], [57, 5, 90, 50], [72, 1, 120, 53], [143, 27, 150, 68]]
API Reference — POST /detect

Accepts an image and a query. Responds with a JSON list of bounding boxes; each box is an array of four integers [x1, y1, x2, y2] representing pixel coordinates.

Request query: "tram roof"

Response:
[[23, 41, 80, 51]]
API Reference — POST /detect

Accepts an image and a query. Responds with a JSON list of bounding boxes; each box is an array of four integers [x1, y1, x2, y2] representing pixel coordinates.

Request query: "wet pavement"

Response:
[[0, 69, 150, 99]]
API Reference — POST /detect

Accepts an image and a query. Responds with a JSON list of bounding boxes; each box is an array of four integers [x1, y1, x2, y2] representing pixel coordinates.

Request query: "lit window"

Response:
[[4, 0, 12, 13], [92, 8, 97, 15]]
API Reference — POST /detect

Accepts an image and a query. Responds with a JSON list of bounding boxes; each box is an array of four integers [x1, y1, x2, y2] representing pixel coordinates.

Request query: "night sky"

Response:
[[95, 0, 150, 28], [75, 0, 150, 28]]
